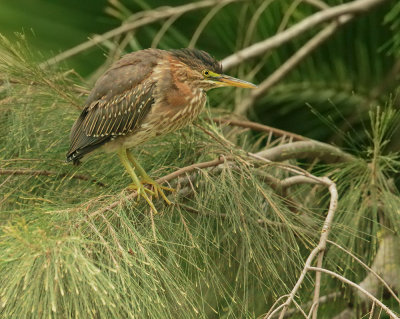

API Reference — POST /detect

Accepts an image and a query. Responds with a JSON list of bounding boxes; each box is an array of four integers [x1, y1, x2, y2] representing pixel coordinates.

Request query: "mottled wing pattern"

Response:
[[83, 83, 154, 138], [66, 82, 154, 163]]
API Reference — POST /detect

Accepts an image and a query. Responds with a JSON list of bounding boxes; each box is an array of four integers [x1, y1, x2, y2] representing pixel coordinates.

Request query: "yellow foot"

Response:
[[128, 183, 158, 213], [141, 178, 175, 205]]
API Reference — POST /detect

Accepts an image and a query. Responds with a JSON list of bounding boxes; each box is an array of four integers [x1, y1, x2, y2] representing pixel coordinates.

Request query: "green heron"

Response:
[[66, 48, 256, 212]]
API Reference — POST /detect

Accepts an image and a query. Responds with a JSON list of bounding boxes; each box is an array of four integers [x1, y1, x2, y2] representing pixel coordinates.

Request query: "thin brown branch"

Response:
[[41, 0, 246, 67], [265, 295, 291, 319], [292, 299, 308, 318], [265, 177, 338, 319], [311, 179, 338, 318], [269, 292, 339, 318], [280, 175, 319, 189], [369, 302, 376, 319], [0, 168, 106, 187], [222, 0, 389, 70], [212, 117, 308, 141], [308, 267, 400, 319], [327, 239, 400, 305], [235, 15, 353, 114]]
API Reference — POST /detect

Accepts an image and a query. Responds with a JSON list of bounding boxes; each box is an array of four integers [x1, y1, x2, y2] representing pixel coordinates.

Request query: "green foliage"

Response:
[[384, 1, 400, 57]]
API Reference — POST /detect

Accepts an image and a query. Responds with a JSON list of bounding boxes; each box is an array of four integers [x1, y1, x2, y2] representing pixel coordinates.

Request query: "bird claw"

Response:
[[128, 183, 155, 196], [128, 183, 159, 213], [140, 178, 174, 205], [127, 180, 174, 213]]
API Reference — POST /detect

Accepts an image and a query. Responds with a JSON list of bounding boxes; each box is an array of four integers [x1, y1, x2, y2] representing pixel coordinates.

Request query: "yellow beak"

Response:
[[215, 74, 257, 88]]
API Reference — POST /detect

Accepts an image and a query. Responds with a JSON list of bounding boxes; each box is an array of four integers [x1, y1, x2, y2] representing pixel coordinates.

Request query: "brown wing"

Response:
[[66, 49, 165, 163], [67, 49, 165, 163], [66, 82, 154, 163]]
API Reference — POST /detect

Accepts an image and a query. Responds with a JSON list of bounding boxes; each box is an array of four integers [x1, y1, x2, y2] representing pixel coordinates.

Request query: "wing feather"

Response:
[[66, 82, 155, 162]]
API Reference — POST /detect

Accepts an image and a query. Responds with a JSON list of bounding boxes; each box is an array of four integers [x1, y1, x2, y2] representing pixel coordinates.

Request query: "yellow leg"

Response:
[[118, 148, 158, 213], [126, 150, 174, 205]]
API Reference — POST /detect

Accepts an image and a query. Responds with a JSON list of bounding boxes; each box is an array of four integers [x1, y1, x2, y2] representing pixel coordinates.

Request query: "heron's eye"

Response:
[[202, 70, 210, 77]]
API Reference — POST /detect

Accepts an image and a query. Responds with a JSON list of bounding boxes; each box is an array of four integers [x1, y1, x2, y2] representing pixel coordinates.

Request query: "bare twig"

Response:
[[243, 152, 339, 319], [369, 301, 376, 319], [41, 0, 246, 67], [293, 299, 308, 318], [310, 180, 338, 318], [264, 295, 291, 319], [280, 175, 319, 189], [268, 292, 339, 318], [212, 118, 308, 141], [222, 0, 389, 70], [327, 239, 400, 305], [308, 267, 400, 319], [235, 15, 353, 114], [265, 177, 338, 319]]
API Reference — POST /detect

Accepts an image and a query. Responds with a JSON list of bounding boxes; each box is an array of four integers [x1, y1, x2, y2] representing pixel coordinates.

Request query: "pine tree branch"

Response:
[[235, 15, 353, 114], [269, 292, 340, 318], [85, 126, 355, 221], [222, 0, 389, 70], [327, 240, 400, 305], [86, 156, 228, 220], [308, 267, 400, 319], [212, 118, 308, 141], [265, 177, 338, 319], [257, 140, 356, 163], [40, 0, 247, 67], [0, 168, 106, 187]]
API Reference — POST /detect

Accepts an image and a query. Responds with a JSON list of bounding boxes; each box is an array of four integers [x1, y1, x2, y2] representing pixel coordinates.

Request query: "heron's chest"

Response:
[[151, 89, 206, 131]]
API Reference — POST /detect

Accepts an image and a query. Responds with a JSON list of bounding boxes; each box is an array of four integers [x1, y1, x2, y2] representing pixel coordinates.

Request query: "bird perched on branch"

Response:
[[66, 48, 256, 212]]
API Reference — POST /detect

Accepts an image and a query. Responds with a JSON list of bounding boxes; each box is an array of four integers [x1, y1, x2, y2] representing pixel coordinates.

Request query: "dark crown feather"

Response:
[[171, 49, 222, 73]]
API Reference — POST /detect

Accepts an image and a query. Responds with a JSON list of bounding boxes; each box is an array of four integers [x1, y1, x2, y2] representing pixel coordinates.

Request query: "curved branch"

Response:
[[265, 178, 338, 319], [257, 140, 356, 163]]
